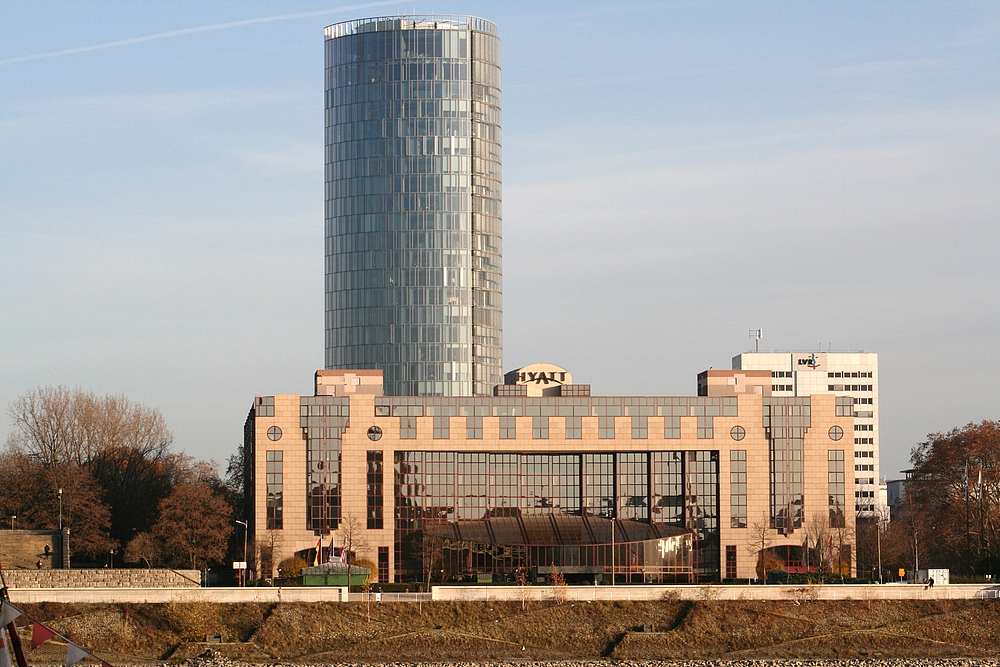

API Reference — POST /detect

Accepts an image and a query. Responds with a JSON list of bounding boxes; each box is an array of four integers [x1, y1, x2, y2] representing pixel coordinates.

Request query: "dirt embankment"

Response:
[[13, 599, 1000, 663]]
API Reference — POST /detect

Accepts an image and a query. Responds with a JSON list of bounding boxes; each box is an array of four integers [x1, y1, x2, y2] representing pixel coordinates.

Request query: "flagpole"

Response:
[[0, 567, 29, 667]]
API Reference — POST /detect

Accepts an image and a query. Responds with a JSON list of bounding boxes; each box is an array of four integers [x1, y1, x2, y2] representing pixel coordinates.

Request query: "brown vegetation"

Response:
[[10, 599, 1000, 663]]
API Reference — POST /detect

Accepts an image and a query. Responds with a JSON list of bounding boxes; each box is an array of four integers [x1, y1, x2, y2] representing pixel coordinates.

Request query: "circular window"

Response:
[[730, 425, 746, 441], [829, 425, 844, 441], [367, 426, 383, 442], [267, 426, 282, 441]]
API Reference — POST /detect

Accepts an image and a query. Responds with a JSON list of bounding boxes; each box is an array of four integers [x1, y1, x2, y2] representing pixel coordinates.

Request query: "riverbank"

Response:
[[14, 599, 1000, 663]]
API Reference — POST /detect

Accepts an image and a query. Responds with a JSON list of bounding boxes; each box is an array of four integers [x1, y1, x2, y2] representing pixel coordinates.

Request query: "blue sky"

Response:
[[1, 1, 998, 478]]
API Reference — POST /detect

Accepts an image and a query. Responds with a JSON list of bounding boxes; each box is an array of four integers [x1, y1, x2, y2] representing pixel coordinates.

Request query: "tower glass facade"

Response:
[[324, 16, 503, 397]]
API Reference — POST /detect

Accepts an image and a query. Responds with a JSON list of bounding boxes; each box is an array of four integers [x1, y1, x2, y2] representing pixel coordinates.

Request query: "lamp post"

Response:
[[235, 520, 249, 587], [10, 516, 15, 531], [610, 514, 616, 587], [58, 488, 63, 530]]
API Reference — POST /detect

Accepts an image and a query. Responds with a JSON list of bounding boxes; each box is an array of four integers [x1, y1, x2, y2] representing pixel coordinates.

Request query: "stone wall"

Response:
[[4, 568, 201, 588]]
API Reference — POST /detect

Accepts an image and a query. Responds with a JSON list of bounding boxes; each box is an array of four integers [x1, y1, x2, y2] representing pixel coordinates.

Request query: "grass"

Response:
[[13, 598, 1000, 662]]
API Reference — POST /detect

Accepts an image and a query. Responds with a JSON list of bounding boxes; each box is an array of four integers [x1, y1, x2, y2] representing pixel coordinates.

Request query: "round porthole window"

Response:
[[367, 426, 383, 442], [730, 425, 746, 441], [829, 425, 844, 441], [267, 426, 282, 441]]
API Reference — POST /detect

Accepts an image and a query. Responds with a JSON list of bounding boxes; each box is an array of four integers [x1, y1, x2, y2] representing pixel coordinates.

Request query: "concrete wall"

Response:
[[432, 583, 1000, 602], [0, 530, 60, 569], [4, 568, 201, 589]]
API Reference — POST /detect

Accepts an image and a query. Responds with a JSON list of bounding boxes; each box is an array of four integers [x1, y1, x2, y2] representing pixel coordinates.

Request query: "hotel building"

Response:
[[701, 352, 880, 515], [245, 365, 857, 583]]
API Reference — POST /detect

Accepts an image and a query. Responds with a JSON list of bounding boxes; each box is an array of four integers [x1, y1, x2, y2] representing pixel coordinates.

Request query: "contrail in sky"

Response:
[[0, 0, 408, 65]]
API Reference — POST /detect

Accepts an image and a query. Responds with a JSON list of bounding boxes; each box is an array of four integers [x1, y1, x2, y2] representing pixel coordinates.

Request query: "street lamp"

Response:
[[235, 520, 248, 587], [58, 488, 63, 530], [10, 516, 15, 530]]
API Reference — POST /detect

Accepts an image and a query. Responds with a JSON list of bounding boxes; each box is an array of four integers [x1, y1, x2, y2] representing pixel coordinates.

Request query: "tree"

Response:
[[905, 420, 1000, 576], [6, 386, 171, 467], [124, 532, 159, 568], [0, 451, 114, 559], [150, 482, 232, 569], [90, 445, 174, 547], [746, 516, 774, 580]]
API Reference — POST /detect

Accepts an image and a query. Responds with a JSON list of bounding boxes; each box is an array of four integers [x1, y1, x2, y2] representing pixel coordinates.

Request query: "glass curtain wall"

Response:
[[324, 16, 502, 396], [393, 450, 719, 581]]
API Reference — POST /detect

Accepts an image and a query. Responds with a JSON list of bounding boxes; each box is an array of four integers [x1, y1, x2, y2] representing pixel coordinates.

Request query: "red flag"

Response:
[[32, 622, 57, 649], [313, 537, 322, 566], [102, 661, 116, 667]]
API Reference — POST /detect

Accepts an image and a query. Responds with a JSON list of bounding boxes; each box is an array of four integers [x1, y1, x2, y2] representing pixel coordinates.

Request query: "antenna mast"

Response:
[[749, 329, 762, 353]]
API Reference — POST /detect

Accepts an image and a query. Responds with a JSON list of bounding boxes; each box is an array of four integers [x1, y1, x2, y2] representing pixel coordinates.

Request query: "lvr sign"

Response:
[[796, 353, 821, 369]]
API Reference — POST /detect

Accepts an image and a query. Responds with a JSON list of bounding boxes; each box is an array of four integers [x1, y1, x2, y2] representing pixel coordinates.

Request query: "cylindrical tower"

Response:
[[324, 16, 502, 397]]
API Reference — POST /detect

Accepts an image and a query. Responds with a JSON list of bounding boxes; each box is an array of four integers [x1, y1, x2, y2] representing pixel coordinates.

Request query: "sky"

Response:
[[1, 1, 998, 479]]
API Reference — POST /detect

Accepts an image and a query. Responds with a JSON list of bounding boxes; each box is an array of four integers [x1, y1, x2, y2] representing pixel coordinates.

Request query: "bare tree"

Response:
[[7, 386, 171, 467], [746, 516, 773, 581]]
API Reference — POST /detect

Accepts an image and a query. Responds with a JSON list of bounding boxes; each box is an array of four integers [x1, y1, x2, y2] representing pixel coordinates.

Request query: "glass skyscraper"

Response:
[[324, 16, 502, 397]]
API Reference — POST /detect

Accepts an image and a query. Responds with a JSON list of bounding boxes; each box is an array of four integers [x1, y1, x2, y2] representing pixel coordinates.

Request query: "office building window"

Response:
[[532, 416, 549, 439], [730, 450, 747, 528], [599, 416, 615, 439], [731, 425, 746, 441], [631, 416, 648, 439], [466, 416, 482, 439], [565, 416, 582, 439], [367, 451, 383, 529], [697, 416, 713, 439], [664, 416, 681, 439], [266, 450, 283, 530], [399, 416, 416, 439], [433, 416, 450, 439], [829, 450, 845, 528], [499, 416, 516, 439], [726, 545, 738, 580], [378, 546, 389, 583]]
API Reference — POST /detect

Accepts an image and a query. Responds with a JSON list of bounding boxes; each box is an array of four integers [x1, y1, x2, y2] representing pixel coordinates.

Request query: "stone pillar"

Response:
[[61, 528, 70, 569]]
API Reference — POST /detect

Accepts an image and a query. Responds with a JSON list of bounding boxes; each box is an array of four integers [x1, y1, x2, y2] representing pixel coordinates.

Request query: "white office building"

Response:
[[733, 351, 881, 515]]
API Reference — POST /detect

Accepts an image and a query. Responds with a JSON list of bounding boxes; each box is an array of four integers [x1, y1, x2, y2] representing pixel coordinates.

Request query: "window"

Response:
[[399, 416, 416, 439], [532, 416, 549, 439], [726, 545, 738, 579], [772, 384, 792, 392], [855, 464, 873, 471], [855, 450, 874, 458], [367, 451, 383, 529], [631, 416, 647, 439], [598, 416, 615, 439], [829, 450, 845, 528], [499, 416, 516, 439], [697, 416, 713, 439], [730, 450, 747, 528], [829, 425, 843, 441], [266, 451, 283, 529], [855, 437, 873, 445], [466, 416, 482, 439], [854, 424, 873, 431], [267, 426, 282, 441], [367, 426, 382, 441], [378, 546, 389, 583], [565, 416, 582, 439], [730, 425, 745, 441], [663, 416, 681, 439], [433, 416, 450, 439]]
